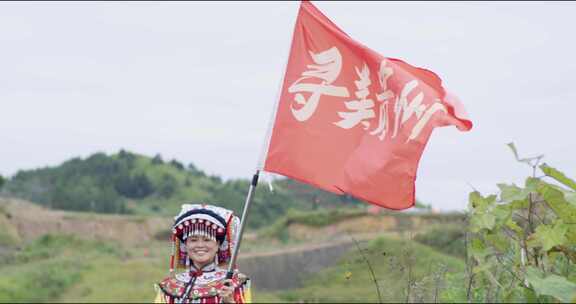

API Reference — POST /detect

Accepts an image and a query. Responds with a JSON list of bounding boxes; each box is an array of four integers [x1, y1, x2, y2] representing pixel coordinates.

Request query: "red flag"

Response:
[[263, 1, 473, 210]]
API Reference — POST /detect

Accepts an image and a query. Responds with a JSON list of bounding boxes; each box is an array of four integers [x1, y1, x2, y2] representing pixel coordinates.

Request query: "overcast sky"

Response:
[[1, 1, 575, 211]]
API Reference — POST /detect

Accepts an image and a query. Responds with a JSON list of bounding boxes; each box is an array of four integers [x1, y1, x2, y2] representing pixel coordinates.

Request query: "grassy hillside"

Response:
[[0, 204, 466, 303], [259, 207, 465, 243], [0, 234, 126, 303], [0, 206, 21, 248], [58, 257, 166, 303], [1, 150, 363, 228], [263, 236, 466, 303], [0, 231, 465, 303]]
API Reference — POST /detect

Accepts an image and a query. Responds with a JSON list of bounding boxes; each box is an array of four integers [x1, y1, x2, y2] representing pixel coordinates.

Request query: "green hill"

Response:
[[0, 193, 462, 303], [1, 150, 363, 228], [0, 232, 466, 303]]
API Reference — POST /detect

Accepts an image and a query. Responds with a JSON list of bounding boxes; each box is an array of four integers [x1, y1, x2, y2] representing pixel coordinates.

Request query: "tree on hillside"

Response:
[[114, 174, 132, 197], [50, 177, 126, 213], [118, 149, 129, 158], [114, 173, 154, 199], [187, 163, 206, 177], [0, 174, 5, 190], [4, 151, 369, 228], [152, 154, 164, 165], [132, 174, 155, 198], [117, 149, 136, 168], [5, 170, 52, 206], [170, 159, 184, 171], [414, 200, 432, 211], [158, 174, 177, 198]]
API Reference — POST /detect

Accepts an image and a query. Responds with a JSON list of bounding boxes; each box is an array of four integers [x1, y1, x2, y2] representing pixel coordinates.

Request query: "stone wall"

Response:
[[238, 240, 360, 291]]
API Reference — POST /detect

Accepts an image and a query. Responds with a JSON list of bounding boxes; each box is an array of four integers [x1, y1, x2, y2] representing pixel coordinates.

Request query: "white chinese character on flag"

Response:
[[392, 80, 448, 142], [289, 47, 349, 122], [370, 60, 395, 140], [334, 64, 375, 130]]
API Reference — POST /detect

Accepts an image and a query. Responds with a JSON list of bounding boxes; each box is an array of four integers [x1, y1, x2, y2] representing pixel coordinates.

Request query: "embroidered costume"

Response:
[[155, 204, 251, 303]]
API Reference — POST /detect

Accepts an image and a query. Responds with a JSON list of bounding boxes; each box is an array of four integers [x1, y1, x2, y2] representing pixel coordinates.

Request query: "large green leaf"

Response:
[[493, 204, 512, 221], [506, 218, 524, 235], [469, 191, 496, 211], [468, 191, 482, 210], [470, 212, 496, 232], [468, 192, 498, 233], [526, 267, 576, 303], [470, 238, 491, 260], [498, 183, 525, 202], [522, 286, 539, 303], [510, 198, 529, 210], [527, 221, 568, 251], [537, 183, 576, 224], [540, 163, 576, 191], [485, 231, 510, 252]]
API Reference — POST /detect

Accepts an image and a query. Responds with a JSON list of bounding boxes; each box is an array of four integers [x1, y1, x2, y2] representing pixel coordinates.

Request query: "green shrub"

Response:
[[465, 145, 576, 302], [414, 226, 466, 258]]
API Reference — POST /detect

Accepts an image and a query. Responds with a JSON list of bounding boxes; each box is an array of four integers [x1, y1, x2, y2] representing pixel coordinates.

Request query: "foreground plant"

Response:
[[467, 143, 576, 303]]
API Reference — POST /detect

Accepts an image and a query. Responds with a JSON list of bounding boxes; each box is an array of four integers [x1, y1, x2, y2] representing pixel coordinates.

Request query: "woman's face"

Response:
[[185, 235, 219, 268]]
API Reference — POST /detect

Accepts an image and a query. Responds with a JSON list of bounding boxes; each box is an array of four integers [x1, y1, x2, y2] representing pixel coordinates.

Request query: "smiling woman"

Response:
[[154, 204, 251, 304]]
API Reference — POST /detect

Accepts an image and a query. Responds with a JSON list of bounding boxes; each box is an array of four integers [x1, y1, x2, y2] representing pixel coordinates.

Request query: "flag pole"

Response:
[[226, 169, 259, 279]]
